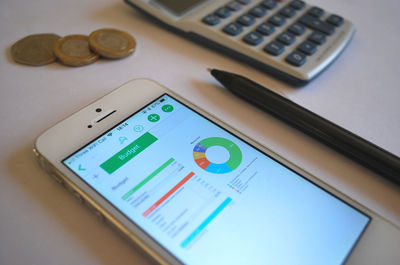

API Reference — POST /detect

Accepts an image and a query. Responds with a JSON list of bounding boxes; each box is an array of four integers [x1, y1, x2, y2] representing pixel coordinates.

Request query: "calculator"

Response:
[[124, 0, 355, 84]]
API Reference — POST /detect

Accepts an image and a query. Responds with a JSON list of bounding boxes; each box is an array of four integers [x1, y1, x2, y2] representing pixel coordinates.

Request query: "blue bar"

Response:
[[180, 197, 232, 248]]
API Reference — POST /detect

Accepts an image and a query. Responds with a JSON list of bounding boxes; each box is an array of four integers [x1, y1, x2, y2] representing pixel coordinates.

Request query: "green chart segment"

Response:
[[193, 137, 242, 174]]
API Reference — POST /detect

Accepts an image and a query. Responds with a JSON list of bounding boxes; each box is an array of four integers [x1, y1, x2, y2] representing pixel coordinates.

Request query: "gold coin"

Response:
[[54, 35, 99, 67], [11, 33, 60, 66], [89, 28, 136, 59]]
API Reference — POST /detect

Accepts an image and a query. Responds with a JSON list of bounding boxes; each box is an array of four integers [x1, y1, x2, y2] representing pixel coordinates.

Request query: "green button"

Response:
[[100, 132, 157, 174], [162, 104, 174, 112], [147, 114, 160, 122]]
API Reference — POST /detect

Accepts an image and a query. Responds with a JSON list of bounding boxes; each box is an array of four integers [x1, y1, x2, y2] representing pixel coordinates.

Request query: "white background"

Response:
[[1, 0, 399, 264]]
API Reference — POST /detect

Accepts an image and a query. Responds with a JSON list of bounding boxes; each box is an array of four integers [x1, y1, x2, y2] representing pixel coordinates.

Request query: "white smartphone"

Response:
[[34, 79, 400, 265]]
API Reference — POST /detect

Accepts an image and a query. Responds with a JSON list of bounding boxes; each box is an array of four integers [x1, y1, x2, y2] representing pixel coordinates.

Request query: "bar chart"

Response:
[[120, 157, 226, 243]]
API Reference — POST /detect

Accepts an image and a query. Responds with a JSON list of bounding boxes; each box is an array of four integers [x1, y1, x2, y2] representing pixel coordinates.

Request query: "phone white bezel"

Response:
[[34, 79, 400, 265]]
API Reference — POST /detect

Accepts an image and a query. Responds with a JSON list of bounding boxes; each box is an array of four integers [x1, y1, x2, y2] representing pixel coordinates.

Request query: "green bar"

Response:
[[100, 132, 158, 174], [122, 158, 175, 200]]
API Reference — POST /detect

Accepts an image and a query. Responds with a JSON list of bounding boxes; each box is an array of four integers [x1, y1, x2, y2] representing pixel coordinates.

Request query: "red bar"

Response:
[[143, 172, 195, 217]]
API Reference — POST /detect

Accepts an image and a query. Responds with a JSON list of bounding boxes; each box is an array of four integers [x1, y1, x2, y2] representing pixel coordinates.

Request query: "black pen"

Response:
[[209, 68, 400, 185]]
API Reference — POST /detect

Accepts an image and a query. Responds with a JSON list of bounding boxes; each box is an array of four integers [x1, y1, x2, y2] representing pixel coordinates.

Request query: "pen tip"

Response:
[[207, 68, 213, 73]]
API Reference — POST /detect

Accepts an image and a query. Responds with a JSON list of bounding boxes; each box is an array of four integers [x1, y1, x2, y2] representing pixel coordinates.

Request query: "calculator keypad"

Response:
[[226, 1, 243, 11], [237, 14, 256, 26], [223, 22, 243, 36], [277, 32, 296, 45], [286, 50, 307, 66], [297, 40, 317, 55], [264, 41, 285, 55], [243, 31, 264, 45], [202, 14, 221, 25], [256, 22, 275, 35], [279, 6, 296, 18], [261, 0, 277, 10], [249, 6, 267, 18], [298, 14, 335, 35], [327, 14, 344, 27], [289, 0, 305, 10], [268, 14, 286, 26], [288, 22, 305, 35], [308, 31, 326, 45], [215, 7, 232, 18], [201, 0, 347, 70], [307, 6, 324, 18]]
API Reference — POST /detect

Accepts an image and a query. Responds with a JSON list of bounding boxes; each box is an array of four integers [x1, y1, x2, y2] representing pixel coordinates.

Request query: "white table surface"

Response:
[[1, 0, 399, 264]]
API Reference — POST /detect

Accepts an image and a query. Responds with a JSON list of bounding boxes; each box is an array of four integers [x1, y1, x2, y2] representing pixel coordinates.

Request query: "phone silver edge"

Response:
[[33, 78, 400, 265]]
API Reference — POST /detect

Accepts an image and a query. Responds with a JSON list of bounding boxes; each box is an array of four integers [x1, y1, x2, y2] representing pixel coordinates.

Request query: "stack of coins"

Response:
[[11, 28, 136, 67]]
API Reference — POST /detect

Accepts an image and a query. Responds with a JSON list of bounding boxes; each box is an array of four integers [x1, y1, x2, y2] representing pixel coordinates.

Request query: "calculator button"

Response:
[[256, 22, 275, 35], [243, 31, 264, 45], [237, 14, 255, 26], [249, 6, 267, 18], [223, 22, 243, 36], [289, 0, 305, 10], [307, 6, 325, 18], [268, 14, 286, 26], [298, 14, 335, 35], [286, 51, 307, 66], [226, 1, 242, 11], [327, 14, 344, 27], [288, 22, 305, 36], [279, 6, 296, 18], [277, 32, 296, 45], [237, 0, 252, 5], [308, 31, 326, 45], [215, 7, 232, 18], [264, 41, 285, 56], [202, 14, 221, 26], [297, 40, 317, 55], [261, 0, 277, 10]]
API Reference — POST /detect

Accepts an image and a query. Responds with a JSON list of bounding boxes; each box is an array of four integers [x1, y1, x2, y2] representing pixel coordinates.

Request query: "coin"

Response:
[[89, 28, 136, 59], [11, 33, 60, 66], [54, 35, 99, 67]]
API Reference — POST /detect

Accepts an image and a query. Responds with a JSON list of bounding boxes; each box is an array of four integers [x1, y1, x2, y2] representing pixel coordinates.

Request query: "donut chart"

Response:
[[193, 137, 242, 174]]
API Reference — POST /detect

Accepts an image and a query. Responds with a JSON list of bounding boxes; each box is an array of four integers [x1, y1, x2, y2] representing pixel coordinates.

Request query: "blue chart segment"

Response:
[[193, 137, 242, 174]]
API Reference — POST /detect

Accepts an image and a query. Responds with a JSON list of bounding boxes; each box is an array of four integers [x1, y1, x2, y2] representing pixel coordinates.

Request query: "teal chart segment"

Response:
[[193, 137, 242, 174]]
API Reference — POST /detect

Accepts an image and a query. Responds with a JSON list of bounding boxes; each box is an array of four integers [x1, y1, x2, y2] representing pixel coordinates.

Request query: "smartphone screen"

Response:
[[63, 94, 370, 265]]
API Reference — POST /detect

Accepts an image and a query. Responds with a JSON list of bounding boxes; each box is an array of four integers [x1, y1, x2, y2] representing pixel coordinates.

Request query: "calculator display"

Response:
[[154, 0, 207, 15]]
